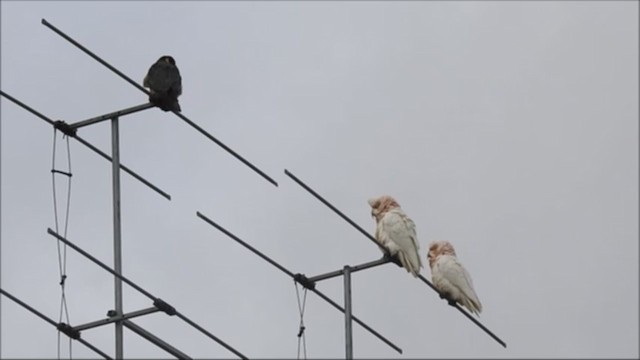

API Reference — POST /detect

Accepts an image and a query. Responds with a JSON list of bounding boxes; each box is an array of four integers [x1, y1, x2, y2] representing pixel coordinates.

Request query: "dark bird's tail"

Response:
[[149, 94, 181, 112]]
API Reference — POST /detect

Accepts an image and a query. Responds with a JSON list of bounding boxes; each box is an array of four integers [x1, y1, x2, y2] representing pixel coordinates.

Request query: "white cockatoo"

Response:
[[368, 195, 422, 277], [427, 240, 482, 315]]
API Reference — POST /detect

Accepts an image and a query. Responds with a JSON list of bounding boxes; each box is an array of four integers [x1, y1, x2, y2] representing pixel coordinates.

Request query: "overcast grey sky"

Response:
[[1, 1, 638, 359]]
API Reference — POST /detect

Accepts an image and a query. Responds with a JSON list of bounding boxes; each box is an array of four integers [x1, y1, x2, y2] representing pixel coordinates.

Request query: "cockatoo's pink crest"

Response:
[[427, 241, 456, 268], [427, 240, 482, 315], [368, 195, 399, 222]]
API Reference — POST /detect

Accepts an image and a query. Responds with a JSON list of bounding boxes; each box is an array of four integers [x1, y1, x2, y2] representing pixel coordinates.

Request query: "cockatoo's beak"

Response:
[[367, 198, 377, 218]]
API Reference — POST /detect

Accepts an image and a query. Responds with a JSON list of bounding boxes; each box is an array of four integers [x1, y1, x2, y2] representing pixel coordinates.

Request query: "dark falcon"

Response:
[[143, 55, 182, 112]]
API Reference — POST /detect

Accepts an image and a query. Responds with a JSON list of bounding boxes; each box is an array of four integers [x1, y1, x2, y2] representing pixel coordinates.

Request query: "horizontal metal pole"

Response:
[[73, 307, 159, 332], [196, 211, 403, 355], [42, 18, 279, 188], [45, 228, 249, 358], [308, 257, 391, 283], [123, 320, 192, 359], [0, 90, 171, 201], [352, 257, 392, 272], [70, 103, 154, 129], [307, 268, 343, 284], [0, 288, 113, 359]]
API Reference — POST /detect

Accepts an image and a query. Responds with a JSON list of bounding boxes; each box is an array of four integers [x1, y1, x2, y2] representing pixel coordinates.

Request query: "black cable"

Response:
[[294, 282, 308, 359], [52, 129, 74, 359]]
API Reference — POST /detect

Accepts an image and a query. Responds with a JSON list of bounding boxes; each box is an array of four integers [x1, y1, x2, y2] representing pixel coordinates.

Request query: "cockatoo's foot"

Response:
[[383, 252, 402, 267], [438, 293, 456, 306]]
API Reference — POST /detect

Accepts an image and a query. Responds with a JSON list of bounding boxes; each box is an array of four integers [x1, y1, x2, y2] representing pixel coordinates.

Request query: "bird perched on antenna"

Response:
[[143, 55, 182, 112], [368, 195, 422, 277], [427, 240, 482, 316]]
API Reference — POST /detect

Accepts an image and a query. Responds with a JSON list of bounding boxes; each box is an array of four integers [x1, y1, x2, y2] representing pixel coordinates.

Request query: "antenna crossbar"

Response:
[[73, 307, 159, 332], [70, 102, 154, 129], [307, 257, 390, 283]]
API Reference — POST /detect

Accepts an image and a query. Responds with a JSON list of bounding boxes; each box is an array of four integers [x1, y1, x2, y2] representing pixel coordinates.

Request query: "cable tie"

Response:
[[51, 169, 73, 177], [297, 325, 306, 338], [53, 120, 77, 137], [57, 322, 80, 340], [293, 273, 316, 290], [154, 298, 177, 316]]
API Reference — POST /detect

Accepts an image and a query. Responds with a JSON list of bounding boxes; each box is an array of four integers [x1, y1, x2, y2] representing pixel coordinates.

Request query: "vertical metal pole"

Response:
[[111, 116, 123, 359], [343, 265, 353, 360]]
